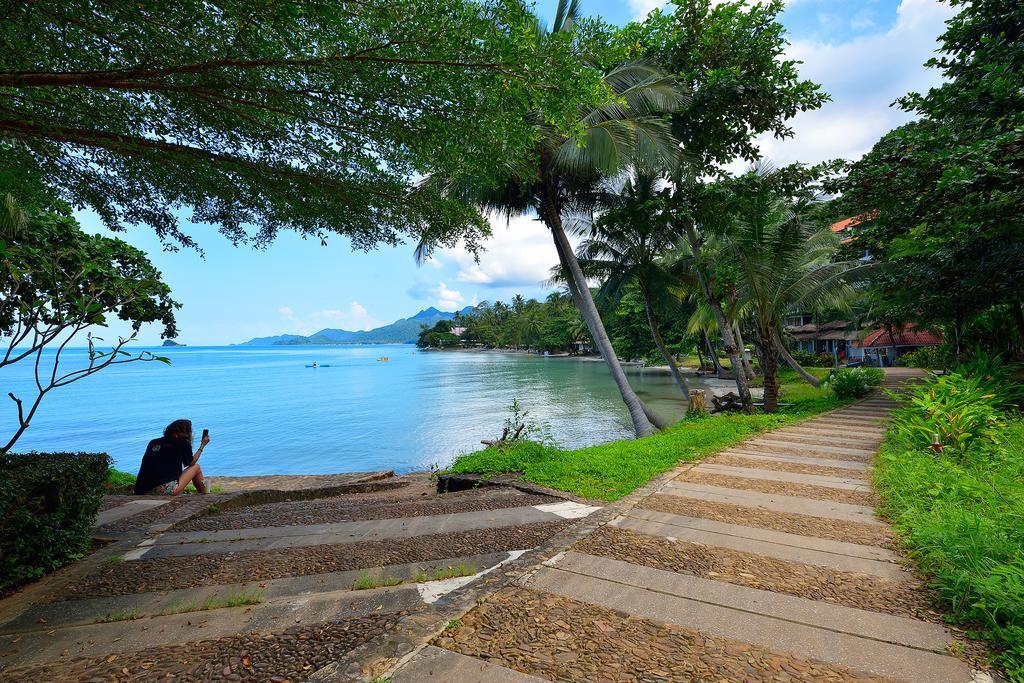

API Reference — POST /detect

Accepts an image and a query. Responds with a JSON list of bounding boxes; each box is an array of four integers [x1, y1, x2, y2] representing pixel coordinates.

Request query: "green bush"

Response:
[[891, 372, 1006, 457], [791, 350, 835, 367], [826, 367, 884, 399], [876, 416, 1024, 677], [898, 345, 950, 370], [0, 452, 110, 593]]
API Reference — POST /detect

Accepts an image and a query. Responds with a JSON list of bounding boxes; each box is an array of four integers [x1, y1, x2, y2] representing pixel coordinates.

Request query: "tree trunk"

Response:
[[1013, 302, 1024, 353], [733, 322, 755, 382], [761, 333, 780, 413], [641, 286, 690, 406], [703, 332, 726, 377], [543, 202, 659, 437], [772, 330, 821, 387], [682, 220, 753, 409]]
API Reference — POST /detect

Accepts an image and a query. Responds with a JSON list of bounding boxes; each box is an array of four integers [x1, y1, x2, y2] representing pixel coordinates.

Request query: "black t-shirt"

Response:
[[134, 437, 193, 494]]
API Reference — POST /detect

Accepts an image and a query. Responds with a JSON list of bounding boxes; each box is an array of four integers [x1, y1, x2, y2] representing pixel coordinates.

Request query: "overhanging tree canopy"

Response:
[[0, 0, 604, 250]]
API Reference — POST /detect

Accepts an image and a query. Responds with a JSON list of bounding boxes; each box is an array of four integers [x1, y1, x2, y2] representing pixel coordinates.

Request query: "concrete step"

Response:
[[806, 416, 888, 429], [135, 502, 599, 560], [774, 425, 885, 440], [747, 438, 876, 456], [742, 440, 875, 460], [717, 450, 869, 472], [0, 551, 515, 634], [0, 582, 424, 670], [695, 463, 871, 491], [391, 645, 546, 683], [662, 481, 884, 525], [745, 432, 882, 449], [613, 512, 905, 579], [95, 499, 171, 528], [626, 508, 896, 561], [530, 554, 970, 682]]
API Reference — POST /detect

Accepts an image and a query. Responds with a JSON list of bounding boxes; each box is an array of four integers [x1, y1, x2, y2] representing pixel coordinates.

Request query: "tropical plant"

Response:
[[422, 1, 688, 437], [825, 367, 883, 400], [0, 196, 178, 451], [890, 373, 1006, 457], [573, 173, 691, 403], [720, 174, 874, 411]]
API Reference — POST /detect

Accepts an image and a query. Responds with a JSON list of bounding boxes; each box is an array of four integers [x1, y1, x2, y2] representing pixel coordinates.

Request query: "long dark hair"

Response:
[[164, 419, 193, 444]]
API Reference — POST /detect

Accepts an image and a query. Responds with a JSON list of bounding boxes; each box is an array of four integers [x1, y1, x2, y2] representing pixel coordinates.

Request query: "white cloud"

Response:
[[406, 279, 468, 311], [628, 0, 667, 20], [278, 301, 382, 334], [434, 213, 571, 290], [756, 0, 956, 166]]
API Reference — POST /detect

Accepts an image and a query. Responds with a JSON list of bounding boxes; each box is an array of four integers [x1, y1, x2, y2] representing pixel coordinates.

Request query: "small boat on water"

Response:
[[305, 361, 331, 368], [376, 356, 390, 362]]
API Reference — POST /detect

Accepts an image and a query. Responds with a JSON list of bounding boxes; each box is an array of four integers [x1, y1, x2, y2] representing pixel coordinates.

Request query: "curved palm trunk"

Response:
[[544, 203, 659, 437], [772, 330, 820, 387], [760, 331, 781, 412], [734, 322, 756, 381], [704, 333, 726, 378], [682, 221, 753, 409], [641, 286, 690, 406]]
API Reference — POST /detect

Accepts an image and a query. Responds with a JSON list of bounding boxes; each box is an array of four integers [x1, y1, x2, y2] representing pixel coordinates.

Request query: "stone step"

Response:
[[94, 500, 170, 528], [0, 582, 425, 670], [626, 508, 896, 561], [391, 645, 546, 683], [747, 438, 876, 456], [530, 555, 970, 682], [743, 440, 875, 459], [806, 416, 888, 429], [718, 450, 869, 472], [662, 481, 884, 525], [775, 425, 885, 439], [613, 513, 905, 579], [135, 503, 598, 560], [745, 432, 882, 449], [0, 551, 515, 634], [695, 463, 871, 491]]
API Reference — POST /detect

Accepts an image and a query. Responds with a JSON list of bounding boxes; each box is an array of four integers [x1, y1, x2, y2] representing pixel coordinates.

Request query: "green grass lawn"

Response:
[[450, 369, 847, 501], [874, 416, 1024, 677]]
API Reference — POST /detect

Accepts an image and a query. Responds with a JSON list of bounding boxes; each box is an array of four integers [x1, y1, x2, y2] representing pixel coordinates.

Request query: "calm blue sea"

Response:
[[2, 345, 698, 476]]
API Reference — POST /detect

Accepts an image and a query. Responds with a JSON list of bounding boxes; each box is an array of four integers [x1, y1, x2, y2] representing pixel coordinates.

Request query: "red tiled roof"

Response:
[[856, 325, 942, 348]]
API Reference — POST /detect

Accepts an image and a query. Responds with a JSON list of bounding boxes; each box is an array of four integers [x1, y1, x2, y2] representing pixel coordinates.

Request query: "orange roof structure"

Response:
[[856, 325, 942, 349]]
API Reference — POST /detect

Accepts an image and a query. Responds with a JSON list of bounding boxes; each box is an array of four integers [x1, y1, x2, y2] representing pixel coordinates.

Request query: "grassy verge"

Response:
[[450, 369, 847, 501], [875, 416, 1024, 677]]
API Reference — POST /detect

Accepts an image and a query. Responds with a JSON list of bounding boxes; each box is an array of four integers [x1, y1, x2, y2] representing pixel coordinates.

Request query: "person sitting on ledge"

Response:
[[134, 419, 211, 496]]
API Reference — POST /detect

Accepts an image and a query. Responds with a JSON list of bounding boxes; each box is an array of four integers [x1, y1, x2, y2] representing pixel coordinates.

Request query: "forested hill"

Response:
[[239, 306, 474, 345]]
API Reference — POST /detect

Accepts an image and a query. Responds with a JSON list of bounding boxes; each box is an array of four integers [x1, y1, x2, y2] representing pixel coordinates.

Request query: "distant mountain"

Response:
[[239, 306, 475, 346]]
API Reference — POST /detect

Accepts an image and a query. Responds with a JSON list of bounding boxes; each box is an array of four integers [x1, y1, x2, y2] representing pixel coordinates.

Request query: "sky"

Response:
[[79, 0, 958, 346]]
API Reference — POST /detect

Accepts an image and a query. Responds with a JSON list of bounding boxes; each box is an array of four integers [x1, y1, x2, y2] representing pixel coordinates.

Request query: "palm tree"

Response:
[[572, 174, 691, 404], [421, 1, 687, 437], [724, 195, 874, 411]]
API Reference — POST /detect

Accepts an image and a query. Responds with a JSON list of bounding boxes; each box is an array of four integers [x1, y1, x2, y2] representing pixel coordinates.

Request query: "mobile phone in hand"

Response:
[[202, 428, 210, 440]]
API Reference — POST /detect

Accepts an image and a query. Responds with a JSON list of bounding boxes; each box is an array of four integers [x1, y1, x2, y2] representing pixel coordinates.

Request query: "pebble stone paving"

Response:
[[638, 494, 897, 549], [574, 526, 934, 621], [0, 613, 406, 682], [58, 521, 570, 601], [709, 454, 869, 479], [678, 471, 878, 507], [437, 587, 891, 683]]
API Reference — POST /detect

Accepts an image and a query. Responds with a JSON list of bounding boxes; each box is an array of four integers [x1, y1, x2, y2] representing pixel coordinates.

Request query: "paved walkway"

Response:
[[395, 369, 993, 682]]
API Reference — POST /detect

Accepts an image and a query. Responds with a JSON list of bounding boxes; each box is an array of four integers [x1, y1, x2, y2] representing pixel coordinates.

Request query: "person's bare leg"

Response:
[[192, 464, 208, 494], [172, 462, 204, 495]]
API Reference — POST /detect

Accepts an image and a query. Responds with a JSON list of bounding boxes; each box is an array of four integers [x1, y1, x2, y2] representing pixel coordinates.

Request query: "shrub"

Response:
[[0, 451, 110, 593], [826, 367, 884, 399], [890, 371, 1007, 457], [899, 345, 951, 370], [791, 350, 835, 367]]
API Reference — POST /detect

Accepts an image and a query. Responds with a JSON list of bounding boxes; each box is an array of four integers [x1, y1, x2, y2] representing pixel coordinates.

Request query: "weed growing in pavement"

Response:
[[161, 589, 264, 615], [97, 609, 141, 623], [105, 555, 124, 566], [352, 573, 403, 591], [411, 571, 429, 583], [433, 564, 477, 581], [444, 618, 462, 631]]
